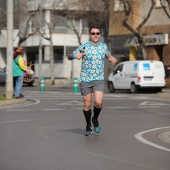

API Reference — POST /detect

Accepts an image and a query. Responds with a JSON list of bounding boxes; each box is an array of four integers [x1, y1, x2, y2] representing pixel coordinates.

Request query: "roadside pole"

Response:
[[39, 7, 42, 83], [73, 77, 78, 94], [5, 0, 13, 99]]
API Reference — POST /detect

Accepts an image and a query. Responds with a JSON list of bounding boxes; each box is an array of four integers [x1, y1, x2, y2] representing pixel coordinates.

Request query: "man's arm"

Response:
[[105, 45, 118, 65], [18, 57, 27, 71], [67, 46, 86, 61], [18, 56, 32, 71], [106, 55, 118, 65], [67, 52, 86, 60]]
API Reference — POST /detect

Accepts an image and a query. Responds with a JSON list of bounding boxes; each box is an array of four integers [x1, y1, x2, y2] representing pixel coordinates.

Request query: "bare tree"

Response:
[[56, 0, 109, 45], [16, 1, 40, 46], [160, 0, 170, 19], [39, 14, 55, 85], [0, 0, 39, 46], [37, 0, 109, 84], [37, 0, 62, 85], [0, 9, 7, 31], [17, 15, 39, 46], [122, 0, 155, 59]]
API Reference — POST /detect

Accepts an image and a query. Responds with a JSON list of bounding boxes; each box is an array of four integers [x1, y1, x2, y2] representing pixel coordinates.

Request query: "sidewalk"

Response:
[[157, 88, 170, 99], [0, 97, 27, 107], [156, 88, 170, 145]]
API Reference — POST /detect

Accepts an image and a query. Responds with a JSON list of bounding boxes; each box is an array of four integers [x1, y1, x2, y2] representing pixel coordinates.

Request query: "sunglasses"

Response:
[[90, 32, 100, 35]]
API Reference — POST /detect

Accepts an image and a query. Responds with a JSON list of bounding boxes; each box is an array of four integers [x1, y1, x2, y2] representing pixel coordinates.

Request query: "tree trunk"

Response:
[[50, 38, 55, 85], [141, 45, 148, 60], [138, 38, 148, 60]]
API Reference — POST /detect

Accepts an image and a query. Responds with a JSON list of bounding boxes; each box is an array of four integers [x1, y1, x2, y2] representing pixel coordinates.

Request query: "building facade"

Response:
[[0, 0, 110, 84], [109, 0, 170, 86]]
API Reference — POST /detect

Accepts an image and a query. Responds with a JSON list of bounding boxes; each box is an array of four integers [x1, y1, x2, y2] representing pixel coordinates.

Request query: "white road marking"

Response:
[[57, 101, 84, 105], [0, 119, 30, 124], [138, 106, 160, 108], [134, 126, 170, 152], [42, 109, 66, 111], [39, 118, 166, 170], [139, 101, 169, 106], [104, 94, 125, 98], [107, 107, 131, 109], [4, 98, 40, 109], [73, 108, 83, 110], [7, 109, 31, 112]]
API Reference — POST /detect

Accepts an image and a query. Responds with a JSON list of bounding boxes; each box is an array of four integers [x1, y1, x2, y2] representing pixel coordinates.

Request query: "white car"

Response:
[[107, 60, 166, 93]]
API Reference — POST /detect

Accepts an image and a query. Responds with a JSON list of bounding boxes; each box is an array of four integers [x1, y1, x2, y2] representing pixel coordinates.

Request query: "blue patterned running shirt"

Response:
[[72, 41, 110, 82]]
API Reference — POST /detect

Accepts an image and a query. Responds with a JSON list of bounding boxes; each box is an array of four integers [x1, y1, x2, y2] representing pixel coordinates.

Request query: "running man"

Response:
[[68, 26, 118, 136]]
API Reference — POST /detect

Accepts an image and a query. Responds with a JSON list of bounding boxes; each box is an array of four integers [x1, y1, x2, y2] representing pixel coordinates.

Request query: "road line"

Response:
[[42, 109, 66, 111], [138, 106, 160, 108], [5, 98, 40, 109], [57, 101, 84, 105], [7, 109, 31, 112], [134, 126, 170, 152], [74, 108, 84, 110], [107, 107, 131, 109], [0, 119, 30, 124], [139, 101, 169, 106], [39, 118, 164, 170]]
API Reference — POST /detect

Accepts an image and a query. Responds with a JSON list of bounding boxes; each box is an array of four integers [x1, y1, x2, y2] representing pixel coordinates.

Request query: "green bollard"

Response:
[[73, 77, 78, 94], [40, 77, 45, 92]]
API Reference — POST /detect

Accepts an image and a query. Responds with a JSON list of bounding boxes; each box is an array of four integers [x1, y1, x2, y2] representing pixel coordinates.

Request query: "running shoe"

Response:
[[92, 117, 101, 133], [84, 126, 93, 136]]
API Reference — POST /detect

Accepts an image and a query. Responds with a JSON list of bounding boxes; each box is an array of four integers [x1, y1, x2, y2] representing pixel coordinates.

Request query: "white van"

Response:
[[107, 60, 166, 93]]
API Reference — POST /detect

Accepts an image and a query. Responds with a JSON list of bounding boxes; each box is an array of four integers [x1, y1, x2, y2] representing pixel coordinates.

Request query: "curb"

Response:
[[0, 98, 27, 107], [157, 93, 170, 99], [158, 131, 170, 144], [157, 88, 170, 99]]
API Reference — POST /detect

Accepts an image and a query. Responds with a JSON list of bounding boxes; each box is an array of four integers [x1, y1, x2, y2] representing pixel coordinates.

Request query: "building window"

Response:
[[54, 16, 67, 33], [155, 0, 168, 8], [113, 0, 124, 12], [54, 46, 64, 63]]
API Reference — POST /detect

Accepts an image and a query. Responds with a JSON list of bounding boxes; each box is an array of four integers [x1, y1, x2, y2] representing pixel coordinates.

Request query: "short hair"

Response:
[[89, 26, 101, 34], [16, 47, 24, 53]]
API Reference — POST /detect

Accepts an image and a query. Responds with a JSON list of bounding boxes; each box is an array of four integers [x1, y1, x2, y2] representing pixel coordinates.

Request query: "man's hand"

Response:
[[107, 55, 118, 65], [74, 52, 86, 60], [67, 55, 73, 60], [27, 66, 31, 70], [67, 53, 86, 60]]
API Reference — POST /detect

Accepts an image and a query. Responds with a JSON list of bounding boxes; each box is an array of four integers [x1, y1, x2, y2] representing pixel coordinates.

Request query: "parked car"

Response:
[[0, 67, 34, 86], [107, 60, 166, 93], [0, 67, 6, 84]]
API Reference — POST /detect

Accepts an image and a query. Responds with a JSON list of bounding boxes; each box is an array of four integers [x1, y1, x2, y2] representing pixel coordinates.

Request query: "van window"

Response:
[[143, 63, 150, 70], [113, 64, 123, 75]]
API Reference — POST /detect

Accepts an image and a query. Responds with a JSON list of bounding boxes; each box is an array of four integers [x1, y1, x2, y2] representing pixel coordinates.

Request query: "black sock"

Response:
[[83, 109, 92, 127], [93, 106, 102, 120]]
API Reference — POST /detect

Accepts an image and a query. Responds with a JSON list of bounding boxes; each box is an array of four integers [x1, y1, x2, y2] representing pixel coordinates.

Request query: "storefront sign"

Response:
[[124, 34, 168, 47]]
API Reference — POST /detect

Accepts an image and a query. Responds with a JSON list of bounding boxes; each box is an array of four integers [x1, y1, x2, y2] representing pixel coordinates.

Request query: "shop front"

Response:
[[124, 34, 170, 87]]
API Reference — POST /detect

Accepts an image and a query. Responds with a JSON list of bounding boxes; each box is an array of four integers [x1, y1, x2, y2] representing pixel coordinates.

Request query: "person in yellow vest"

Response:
[[13, 47, 30, 99]]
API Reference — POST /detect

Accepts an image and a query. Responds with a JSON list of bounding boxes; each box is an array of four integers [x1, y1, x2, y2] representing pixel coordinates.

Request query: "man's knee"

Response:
[[84, 101, 91, 109], [94, 101, 102, 108]]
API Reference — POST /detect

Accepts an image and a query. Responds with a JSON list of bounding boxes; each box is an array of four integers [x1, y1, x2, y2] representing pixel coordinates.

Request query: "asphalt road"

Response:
[[0, 86, 170, 170]]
